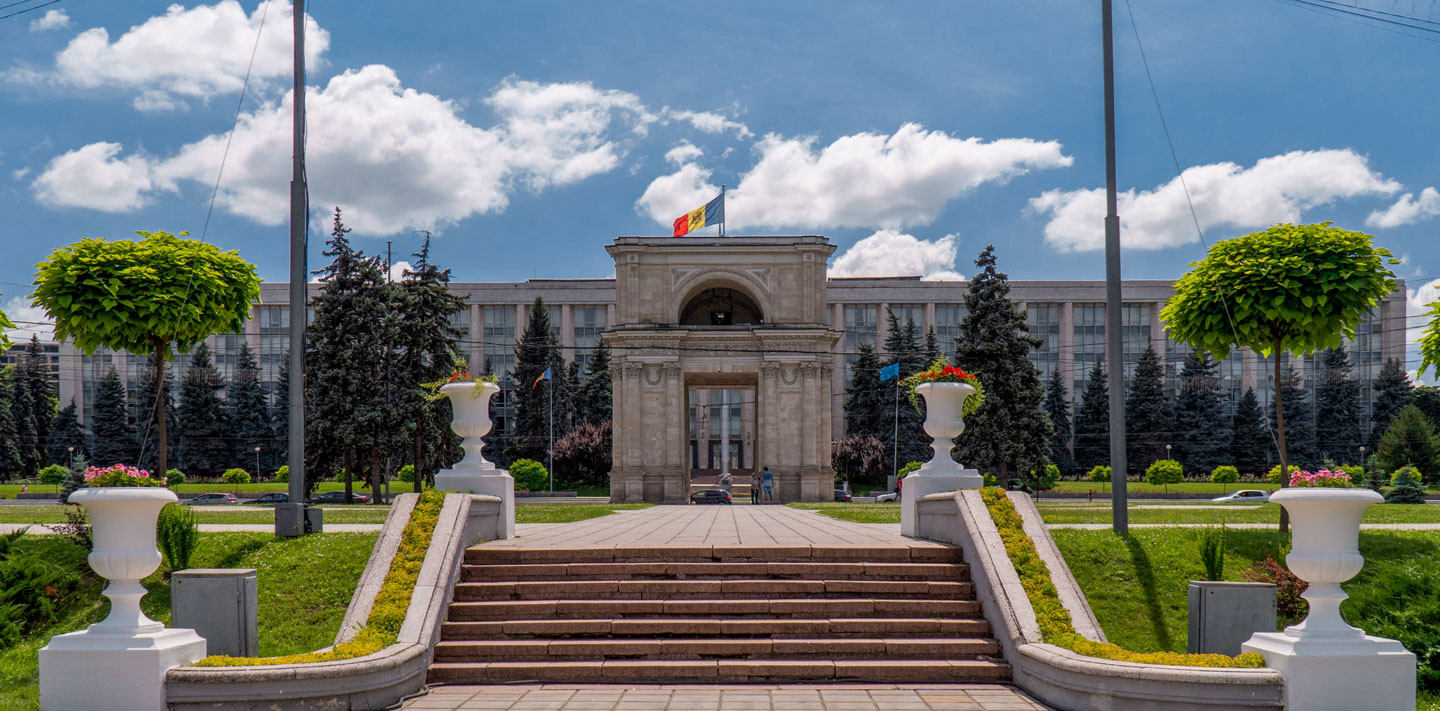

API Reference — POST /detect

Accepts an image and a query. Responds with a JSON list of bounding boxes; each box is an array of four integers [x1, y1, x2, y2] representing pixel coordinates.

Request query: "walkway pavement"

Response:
[[404, 684, 1048, 710], [1048, 522, 1440, 530], [0, 522, 386, 534]]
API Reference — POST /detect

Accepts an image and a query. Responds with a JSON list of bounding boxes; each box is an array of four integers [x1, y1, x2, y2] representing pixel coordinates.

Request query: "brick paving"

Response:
[[404, 684, 1048, 710]]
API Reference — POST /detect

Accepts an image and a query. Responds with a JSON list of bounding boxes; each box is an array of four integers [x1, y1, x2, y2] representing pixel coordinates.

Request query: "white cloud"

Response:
[[388, 260, 413, 282], [1029, 149, 1401, 252], [1407, 278, 1440, 384], [28, 8, 69, 32], [1367, 187, 1440, 229], [32, 69, 660, 235], [33, 142, 167, 211], [663, 109, 752, 139], [13, 1, 327, 111], [10, 167, 29, 181], [664, 141, 703, 166], [636, 123, 1072, 231], [2, 297, 54, 342], [828, 230, 965, 281]]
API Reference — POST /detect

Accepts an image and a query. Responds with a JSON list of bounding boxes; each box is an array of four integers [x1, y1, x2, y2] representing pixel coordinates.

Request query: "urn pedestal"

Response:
[[39, 487, 207, 711], [1241, 488, 1416, 711], [432, 382, 514, 539], [901, 382, 984, 537]]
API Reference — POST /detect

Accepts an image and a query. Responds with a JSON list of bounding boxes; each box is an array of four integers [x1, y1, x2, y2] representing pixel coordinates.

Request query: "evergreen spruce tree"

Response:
[[1370, 357, 1411, 450], [227, 343, 273, 476], [1042, 369, 1076, 477], [1073, 362, 1110, 471], [924, 326, 940, 364], [0, 369, 21, 478], [952, 245, 1052, 488], [271, 358, 289, 474], [8, 361, 37, 479], [135, 352, 179, 473], [14, 336, 56, 476], [506, 298, 560, 464], [1271, 361, 1318, 469], [47, 400, 86, 465], [1172, 351, 1227, 474], [843, 344, 886, 442], [179, 343, 229, 476], [881, 311, 929, 473], [89, 367, 136, 467], [576, 342, 612, 426], [1412, 386, 1440, 431], [1125, 346, 1172, 472], [1315, 345, 1364, 463], [395, 235, 466, 492], [1230, 388, 1270, 476], [1373, 405, 1440, 481]]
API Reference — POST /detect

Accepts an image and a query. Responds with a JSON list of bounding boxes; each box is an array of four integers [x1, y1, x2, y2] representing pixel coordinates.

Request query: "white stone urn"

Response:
[[1241, 487, 1416, 711], [433, 380, 514, 539], [40, 486, 207, 711], [901, 381, 984, 536]]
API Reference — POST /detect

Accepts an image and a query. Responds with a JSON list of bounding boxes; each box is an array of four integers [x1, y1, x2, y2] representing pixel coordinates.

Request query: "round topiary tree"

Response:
[[1266, 464, 1300, 486], [221, 468, 251, 485], [396, 464, 415, 483], [32, 232, 260, 479], [1145, 459, 1184, 490], [1161, 223, 1397, 531], [166, 469, 185, 487], [1210, 465, 1240, 484], [275, 465, 289, 483], [509, 458, 548, 492], [1386, 466, 1427, 504], [38, 464, 68, 487], [1088, 464, 1111, 482]]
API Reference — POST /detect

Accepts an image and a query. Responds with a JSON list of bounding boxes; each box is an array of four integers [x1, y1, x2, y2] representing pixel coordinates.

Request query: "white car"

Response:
[[875, 491, 898, 503], [1211, 490, 1270, 504]]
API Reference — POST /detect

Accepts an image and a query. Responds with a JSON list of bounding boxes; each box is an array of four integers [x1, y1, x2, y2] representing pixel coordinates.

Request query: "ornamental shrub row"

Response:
[[194, 489, 446, 666], [978, 487, 1265, 668]]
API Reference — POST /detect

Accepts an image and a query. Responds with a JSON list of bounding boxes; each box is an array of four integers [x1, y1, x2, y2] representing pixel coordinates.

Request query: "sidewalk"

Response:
[[403, 684, 1049, 710], [0, 523, 384, 534], [1047, 522, 1440, 530]]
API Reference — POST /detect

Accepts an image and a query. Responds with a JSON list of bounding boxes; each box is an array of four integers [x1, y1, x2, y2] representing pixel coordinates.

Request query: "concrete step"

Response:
[[460, 561, 970, 581], [463, 546, 963, 565], [446, 598, 984, 621], [451, 579, 975, 601], [441, 617, 994, 640], [427, 658, 1012, 684], [433, 637, 1003, 662]]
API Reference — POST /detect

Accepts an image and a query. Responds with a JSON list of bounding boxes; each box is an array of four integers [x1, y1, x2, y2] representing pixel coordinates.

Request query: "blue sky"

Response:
[[3, 0, 1439, 362]]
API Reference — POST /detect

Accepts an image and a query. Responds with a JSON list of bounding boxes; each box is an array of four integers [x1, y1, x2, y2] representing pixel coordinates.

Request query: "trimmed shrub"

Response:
[[275, 465, 289, 483], [1387, 467, 1428, 504], [508, 459, 548, 492], [396, 464, 415, 483], [1245, 553, 1308, 625], [156, 503, 200, 574], [1337, 464, 1364, 486], [38, 464, 68, 487], [1199, 527, 1225, 581], [1145, 459, 1184, 488], [166, 469, 185, 487], [0, 530, 82, 647], [1026, 463, 1060, 491], [1210, 465, 1239, 484], [1087, 465, 1111, 482], [897, 461, 923, 479], [221, 468, 252, 485], [1391, 465, 1423, 486], [1266, 464, 1300, 485]]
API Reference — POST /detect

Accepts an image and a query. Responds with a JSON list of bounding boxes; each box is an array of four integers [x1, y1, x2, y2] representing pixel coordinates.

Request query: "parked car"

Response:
[[834, 489, 852, 502], [246, 493, 289, 505], [311, 491, 372, 504], [1211, 490, 1270, 504], [183, 492, 238, 505], [875, 490, 898, 503], [690, 489, 732, 505]]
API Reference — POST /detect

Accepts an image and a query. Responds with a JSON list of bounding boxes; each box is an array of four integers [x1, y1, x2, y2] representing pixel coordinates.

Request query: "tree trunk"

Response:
[[154, 340, 168, 479], [343, 449, 355, 504], [998, 461, 1009, 490], [1274, 345, 1290, 534], [413, 430, 424, 494], [370, 449, 384, 505]]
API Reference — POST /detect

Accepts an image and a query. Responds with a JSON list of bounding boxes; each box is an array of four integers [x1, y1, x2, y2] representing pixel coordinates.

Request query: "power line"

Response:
[[0, 0, 59, 21]]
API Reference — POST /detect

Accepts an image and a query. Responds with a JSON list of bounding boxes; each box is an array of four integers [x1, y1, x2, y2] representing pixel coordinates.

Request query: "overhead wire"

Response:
[[0, 0, 60, 21]]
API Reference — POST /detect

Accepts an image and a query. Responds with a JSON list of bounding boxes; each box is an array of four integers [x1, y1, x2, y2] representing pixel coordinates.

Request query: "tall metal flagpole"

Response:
[[892, 377, 899, 481], [1102, 0, 1129, 535], [548, 373, 554, 492], [278, 0, 315, 536], [719, 184, 725, 237]]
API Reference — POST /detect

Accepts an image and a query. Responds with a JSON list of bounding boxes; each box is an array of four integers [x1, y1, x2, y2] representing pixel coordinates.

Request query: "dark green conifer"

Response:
[[1043, 369, 1076, 477], [1173, 351, 1226, 474], [179, 343, 229, 476], [1315, 345, 1363, 463], [1073, 361, 1109, 471], [89, 367, 135, 467], [1125, 346, 1171, 472], [1370, 357, 1411, 450], [1230, 388, 1270, 476]]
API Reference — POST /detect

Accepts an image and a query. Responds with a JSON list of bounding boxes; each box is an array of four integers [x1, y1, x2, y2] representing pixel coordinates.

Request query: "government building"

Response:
[[44, 235, 1408, 502]]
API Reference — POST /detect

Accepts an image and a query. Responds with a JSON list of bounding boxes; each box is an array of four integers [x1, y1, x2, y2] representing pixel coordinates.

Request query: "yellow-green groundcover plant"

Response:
[[980, 487, 1264, 668], [195, 490, 445, 666]]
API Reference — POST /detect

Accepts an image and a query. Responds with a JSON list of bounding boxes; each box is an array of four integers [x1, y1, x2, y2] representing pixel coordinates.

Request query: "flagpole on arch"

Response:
[[719, 184, 725, 237]]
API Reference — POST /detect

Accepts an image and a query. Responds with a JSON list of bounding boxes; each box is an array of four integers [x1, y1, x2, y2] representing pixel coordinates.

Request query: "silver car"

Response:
[[1211, 490, 1270, 503]]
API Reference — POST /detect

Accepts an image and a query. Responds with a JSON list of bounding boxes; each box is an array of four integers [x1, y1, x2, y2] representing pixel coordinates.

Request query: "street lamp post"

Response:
[[254, 446, 262, 481], [1166, 444, 1172, 460], [1359, 446, 1366, 471]]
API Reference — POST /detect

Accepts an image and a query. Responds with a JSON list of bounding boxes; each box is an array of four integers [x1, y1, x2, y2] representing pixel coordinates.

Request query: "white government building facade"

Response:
[[42, 235, 1407, 502]]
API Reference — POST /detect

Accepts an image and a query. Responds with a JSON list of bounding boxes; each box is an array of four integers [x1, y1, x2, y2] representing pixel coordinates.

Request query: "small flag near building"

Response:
[[672, 188, 725, 237], [879, 362, 900, 381], [532, 365, 551, 389]]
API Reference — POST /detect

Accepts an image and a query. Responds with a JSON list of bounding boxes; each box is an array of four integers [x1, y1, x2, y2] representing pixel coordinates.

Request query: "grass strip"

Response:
[[979, 487, 1264, 668], [193, 490, 445, 666]]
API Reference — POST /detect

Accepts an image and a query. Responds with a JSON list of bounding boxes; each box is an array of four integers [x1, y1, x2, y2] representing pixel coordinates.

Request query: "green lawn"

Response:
[[788, 502, 901, 524], [1039, 502, 1440, 525], [0, 482, 358, 498], [1052, 481, 1282, 495], [515, 503, 651, 523], [0, 531, 376, 710], [1053, 528, 1440, 699], [0, 505, 393, 525]]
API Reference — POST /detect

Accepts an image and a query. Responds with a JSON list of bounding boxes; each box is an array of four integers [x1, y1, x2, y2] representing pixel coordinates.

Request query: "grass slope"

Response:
[[1039, 502, 1440, 525], [515, 503, 651, 523], [787, 502, 900, 524]]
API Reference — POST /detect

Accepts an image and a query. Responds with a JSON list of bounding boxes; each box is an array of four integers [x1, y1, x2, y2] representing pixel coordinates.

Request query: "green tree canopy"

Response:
[[32, 231, 260, 476], [1370, 357, 1412, 450], [1172, 351, 1227, 475], [1042, 369, 1076, 477], [1161, 222, 1397, 529], [1373, 405, 1440, 482], [1229, 387, 1269, 475], [1073, 361, 1110, 471], [0, 295, 15, 350], [1125, 346, 1171, 472]]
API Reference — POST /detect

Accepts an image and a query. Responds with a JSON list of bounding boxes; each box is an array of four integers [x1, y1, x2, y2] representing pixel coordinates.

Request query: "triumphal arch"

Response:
[[605, 236, 840, 504]]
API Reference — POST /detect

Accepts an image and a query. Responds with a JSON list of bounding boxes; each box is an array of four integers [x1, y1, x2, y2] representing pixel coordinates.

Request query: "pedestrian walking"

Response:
[[750, 473, 759, 504], [761, 465, 774, 503]]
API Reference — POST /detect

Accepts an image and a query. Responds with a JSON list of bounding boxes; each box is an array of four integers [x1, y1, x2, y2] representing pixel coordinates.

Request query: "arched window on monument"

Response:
[[679, 287, 764, 326]]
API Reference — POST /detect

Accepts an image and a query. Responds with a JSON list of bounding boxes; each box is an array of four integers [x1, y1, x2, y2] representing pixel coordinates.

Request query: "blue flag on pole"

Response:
[[532, 365, 551, 389], [879, 362, 900, 381]]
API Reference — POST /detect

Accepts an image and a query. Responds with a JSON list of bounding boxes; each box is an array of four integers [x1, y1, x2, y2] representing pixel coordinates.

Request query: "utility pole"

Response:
[[277, 0, 318, 536], [1102, 0, 1129, 535]]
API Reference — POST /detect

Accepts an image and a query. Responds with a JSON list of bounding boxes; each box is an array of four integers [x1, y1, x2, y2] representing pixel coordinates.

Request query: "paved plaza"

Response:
[[403, 684, 1049, 710]]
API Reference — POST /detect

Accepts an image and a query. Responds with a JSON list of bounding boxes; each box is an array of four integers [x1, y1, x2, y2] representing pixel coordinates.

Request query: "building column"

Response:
[[560, 304, 574, 363], [832, 302, 846, 438], [1059, 302, 1075, 411], [876, 303, 889, 356], [469, 304, 482, 372], [1150, 301, 1167, 355], [515, 304, 526, 334]]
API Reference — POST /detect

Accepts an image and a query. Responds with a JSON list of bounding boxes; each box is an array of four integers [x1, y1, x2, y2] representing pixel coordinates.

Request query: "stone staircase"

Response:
[[428, 545, 1011, 683]]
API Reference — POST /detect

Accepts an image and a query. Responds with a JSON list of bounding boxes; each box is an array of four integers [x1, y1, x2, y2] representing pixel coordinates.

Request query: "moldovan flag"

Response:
[[532, 366, 551, 389], [672, 192, 724, 237]]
